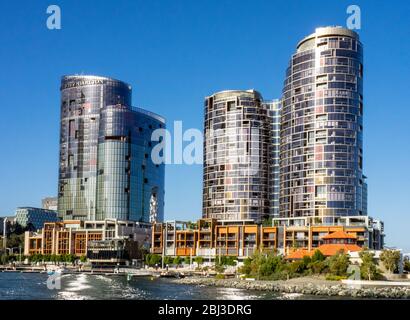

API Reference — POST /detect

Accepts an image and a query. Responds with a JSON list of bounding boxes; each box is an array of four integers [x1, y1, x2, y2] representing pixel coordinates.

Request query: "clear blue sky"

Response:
[[0, 0, 409, 250]]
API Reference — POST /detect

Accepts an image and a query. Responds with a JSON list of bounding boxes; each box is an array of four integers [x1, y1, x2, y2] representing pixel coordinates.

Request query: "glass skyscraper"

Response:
[[202, 90, 275, 222], [280, 26, 367, 220], [265, 100, 281, 218], [58, 75, 165, 223]]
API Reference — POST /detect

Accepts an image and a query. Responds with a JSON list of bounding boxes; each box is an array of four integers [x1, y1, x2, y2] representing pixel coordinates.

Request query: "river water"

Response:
[[0, 272, 341, 300]]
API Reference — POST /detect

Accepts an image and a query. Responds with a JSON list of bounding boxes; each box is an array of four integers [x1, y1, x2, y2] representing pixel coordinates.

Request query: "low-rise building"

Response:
[[152, 219, 278, 260], [15, 207, 60, 230], [24, 219, 152, 264], [285, 230, 363, 260], [151, 216, 384, 261], [274, 215, 384, 254]]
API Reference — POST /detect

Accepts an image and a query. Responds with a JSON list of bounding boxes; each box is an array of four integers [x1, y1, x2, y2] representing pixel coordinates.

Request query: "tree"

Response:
[[219, 256, 237, 266], [308, 260, 327, 274], [286, 260, 306, 275], [183, 256, 190, 265], [307, 250, 327, 274], [404, 257, 410, 273], [311, 250, 325, 262], [262, 216, 273, 227], [194, 256, 204, 265], [1, 254, 9, 265], [302, 255, 312, 266], [380, 250, 401, 274], [238, 252, 285, 279], [29, 253, 44, 263], [186, 221, 197, 230], [25, 223, 36, 232], [173, 256, 183, 266], [7, 222, 25, 235], [327, 250, 350, 276], [65, 254, 76, 264], [50, 254, 58, 264], [145, 254, 161, 267], [6, 233, 25, 249], [163, 256, 173, 266], [360, 251, 379, 281], [239, 257, 252, 275]]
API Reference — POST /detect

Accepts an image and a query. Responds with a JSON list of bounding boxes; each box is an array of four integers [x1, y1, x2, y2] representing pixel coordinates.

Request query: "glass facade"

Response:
[[202, 90, 276, 222], [280, 27, 367, 219], [15, 207, 59, 230], [58, 75, 165, 222], [265, 100, 281, 217]]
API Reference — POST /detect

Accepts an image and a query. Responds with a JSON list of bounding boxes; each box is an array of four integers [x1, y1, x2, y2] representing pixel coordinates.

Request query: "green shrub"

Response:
[[215, 273, 225, 279], [327, 250, 350, 276], [1, 254, 9, 265], [286, 260, 306, 275], [325, 275, 347, 281], [215, 264, 225, 273], [219, 256, 237, 266], [238, 257, 252, 275], [194, 256, 204, 265], [359, 251, 381, 280], [404, 257, 410, 272], [311, 250, 325, 262], [173, 256, 183, 266], [145, 253, 162, 267], [380, 250, 401, 274], [308, 260, 327, 274], [163, 256, 173, 266]]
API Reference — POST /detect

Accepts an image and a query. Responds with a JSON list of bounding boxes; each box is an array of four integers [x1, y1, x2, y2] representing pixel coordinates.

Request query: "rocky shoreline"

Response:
[[170, 276, 410, 299]]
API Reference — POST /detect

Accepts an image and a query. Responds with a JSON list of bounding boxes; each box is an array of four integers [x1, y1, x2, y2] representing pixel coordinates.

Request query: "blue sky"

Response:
[[0, 0, 409, 250]]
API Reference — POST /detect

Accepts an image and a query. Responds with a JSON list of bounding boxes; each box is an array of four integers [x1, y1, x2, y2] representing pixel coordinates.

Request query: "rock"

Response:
[[338, 290, 347, 296]]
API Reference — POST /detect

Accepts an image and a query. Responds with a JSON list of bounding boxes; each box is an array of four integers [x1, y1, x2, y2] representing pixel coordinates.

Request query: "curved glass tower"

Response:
[[280, 27, 366, 220], [202, 90, 272, 222], [58, 75, 165, 222]]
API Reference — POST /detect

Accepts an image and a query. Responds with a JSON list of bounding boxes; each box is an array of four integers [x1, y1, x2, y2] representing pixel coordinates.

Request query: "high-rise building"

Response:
[[202, 90, 273, 222], [42, 197, 58, 211], [280, 26, 366, 220], [58, 75, 165, 222], [266, 100, 281, 218]]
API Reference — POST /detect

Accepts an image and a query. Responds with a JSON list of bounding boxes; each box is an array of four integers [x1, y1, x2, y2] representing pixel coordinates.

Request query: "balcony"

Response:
[[165, 248, 175, 256], [263, 235, 275, 240], [241, 248, 255, 257], [152, 248, 162, 254], [197, 248, 216, 257]]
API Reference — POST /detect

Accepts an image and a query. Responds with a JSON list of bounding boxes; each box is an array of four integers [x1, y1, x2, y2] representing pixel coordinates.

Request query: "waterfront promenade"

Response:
[[2, 264, 410, 299], [170, 276, 410, 299]]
